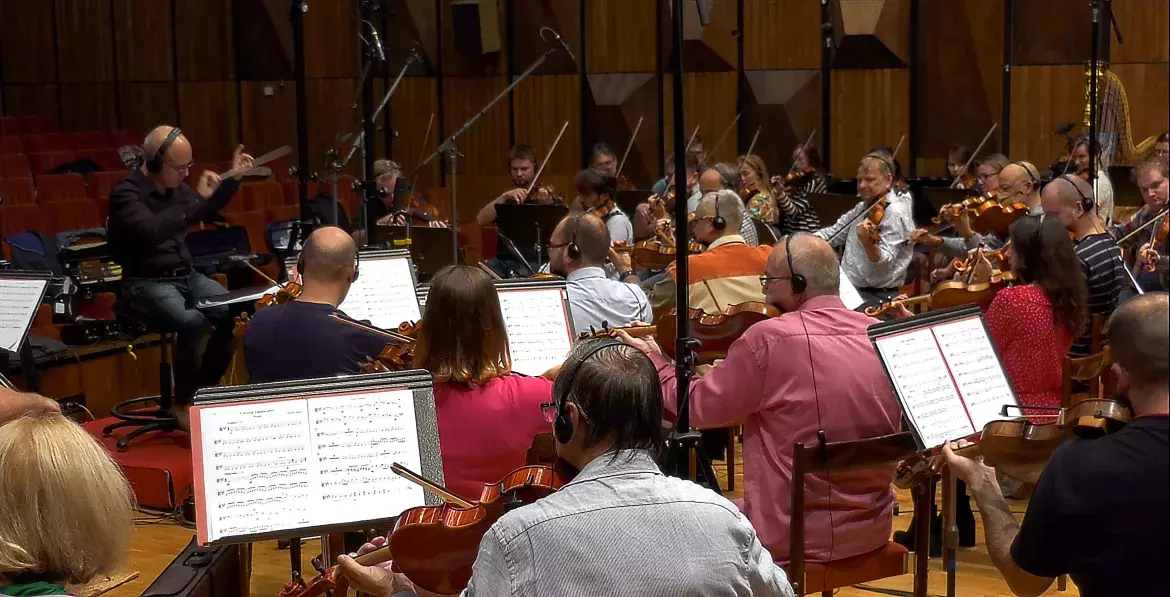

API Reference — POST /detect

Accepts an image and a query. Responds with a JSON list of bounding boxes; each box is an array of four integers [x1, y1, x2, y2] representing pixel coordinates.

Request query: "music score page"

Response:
[[0, 277, 47, 353], [336, 256, 422, 330], [497, 288, 574, 376], [874, 315, 1016, 449], [192, 388, 425, 544]]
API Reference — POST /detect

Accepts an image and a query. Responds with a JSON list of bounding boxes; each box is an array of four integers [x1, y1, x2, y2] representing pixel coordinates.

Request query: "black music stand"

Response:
[[494, 203, 570, 267], [0, 270, 51, 394], [370, 225, 459, 278], [921, 187, 974, 214]]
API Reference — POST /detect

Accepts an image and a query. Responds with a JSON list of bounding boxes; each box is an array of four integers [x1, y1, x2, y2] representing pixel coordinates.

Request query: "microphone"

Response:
[[369, 24, 386, 62], [1054, 121, 1076, 136], [541, 27, 574, 61]]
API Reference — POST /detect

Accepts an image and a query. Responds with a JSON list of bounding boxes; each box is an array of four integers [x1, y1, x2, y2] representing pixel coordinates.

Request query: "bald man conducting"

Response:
[[108, 126, 253, 416], [245, 227, 387, 383], [1042, 174, 1126, 357], [621, 232, 902, 563]]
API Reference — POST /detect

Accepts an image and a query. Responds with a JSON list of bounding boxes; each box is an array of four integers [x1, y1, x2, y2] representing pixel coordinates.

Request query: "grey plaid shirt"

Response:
[[397, 450, 793, 597]]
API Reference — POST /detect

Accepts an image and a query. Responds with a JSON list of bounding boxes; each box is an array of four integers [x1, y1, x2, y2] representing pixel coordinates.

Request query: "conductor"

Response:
[[107, 125, 253, 427]]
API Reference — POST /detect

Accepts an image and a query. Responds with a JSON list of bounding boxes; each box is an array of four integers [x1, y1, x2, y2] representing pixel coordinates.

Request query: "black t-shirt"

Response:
[[244, 301, 387, 384], [1011, 415, 1169, 596]]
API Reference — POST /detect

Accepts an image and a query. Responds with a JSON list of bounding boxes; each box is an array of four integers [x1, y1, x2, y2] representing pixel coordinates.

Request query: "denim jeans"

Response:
[[122, 272, 234, 405]]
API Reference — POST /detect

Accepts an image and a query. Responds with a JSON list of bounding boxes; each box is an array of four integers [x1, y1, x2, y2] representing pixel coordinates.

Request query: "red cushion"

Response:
[[88, 170, 131, 201], [1, 135, 22, 155], [1, 154, 31, 179], [23, 132, 69, 153], [0, 177, 37, 205], [36, 173, 88, 203], [241, 180, 282, 212], [43, 199, 102, 235], [30, 151, 77, 177], [793, 543, 908, 594], [76, 147, 124, 171]]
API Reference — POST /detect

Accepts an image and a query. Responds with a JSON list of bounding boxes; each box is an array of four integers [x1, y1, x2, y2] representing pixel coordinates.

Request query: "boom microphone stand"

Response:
[[663, 0, 718, 490], [416, 29, 573, 262]]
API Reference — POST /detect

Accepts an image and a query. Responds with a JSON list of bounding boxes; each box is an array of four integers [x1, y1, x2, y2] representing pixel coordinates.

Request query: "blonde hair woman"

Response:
[[0, 413, 135, 594], [738, 154, 777, 224]]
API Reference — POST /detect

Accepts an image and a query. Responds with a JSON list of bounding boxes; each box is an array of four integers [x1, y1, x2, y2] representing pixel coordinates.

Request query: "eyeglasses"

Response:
[[540, 401, 559, 424], [759, 274, 790, 288], [548, 241, 570, 251], [167, 160, 193, 173]]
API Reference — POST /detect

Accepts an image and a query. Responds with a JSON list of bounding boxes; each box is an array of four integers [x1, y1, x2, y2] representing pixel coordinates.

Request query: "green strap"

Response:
[[0, 581, 69, 596]]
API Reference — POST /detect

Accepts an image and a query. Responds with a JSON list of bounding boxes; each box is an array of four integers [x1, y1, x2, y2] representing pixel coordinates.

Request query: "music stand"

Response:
[[808, 193, 864, 229], [0, 270, 51, 393], [493, 203, 570, 267], [371, 225, 458, 278], [616, 189, 653, 219], [921, 187, 974, 214]]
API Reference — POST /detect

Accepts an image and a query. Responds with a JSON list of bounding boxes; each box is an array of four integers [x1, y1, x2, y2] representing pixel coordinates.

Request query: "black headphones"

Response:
[[145, 127, 182, 174], [567, 215, 583, 260], [784, 233, 807, 294], [296, 249, 360, 282], [1058, 174, 1094, 211], [1010, 161, 1039, 191], [553, 340, 621, 444], [708, 192, 727, 231]]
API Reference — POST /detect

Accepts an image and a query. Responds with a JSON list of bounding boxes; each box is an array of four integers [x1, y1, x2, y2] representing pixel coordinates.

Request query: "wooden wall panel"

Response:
[[306, 79, 358, 175], [304, 0, 359, 78], [179, 82, 239, 162], [1009, 65, 1085, 167], [241, 81, 298, 165], [118, 82, 176, 133], [1110, 0, 1170, 64], [441, 0, 506, 76], [58, 83, 117, 131], [113, 0, 173, 82], [1011, 0, 1090, 66], [175, 0, 234, 81], [513, 0, 579, 76], [1111, 63, 1169, 145], [441, 77, 510, 176], [387, 77, 441, 190], [2, 85, 60, 119], [830, 69, 910, 175], [513, 76, 582, 179], [661, 73, 739, 166], [585, 0, 656, 73], [743, 0, 821, 70], [55, 0, 116, 83], [0, 0, 57, 83]]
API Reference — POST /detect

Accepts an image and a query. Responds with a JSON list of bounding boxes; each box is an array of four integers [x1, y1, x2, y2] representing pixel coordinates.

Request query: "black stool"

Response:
[[103, 319, 180, 452]]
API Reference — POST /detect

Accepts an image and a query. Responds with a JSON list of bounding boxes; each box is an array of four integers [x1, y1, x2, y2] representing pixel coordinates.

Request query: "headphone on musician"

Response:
[[553, 340, 620, 444], [711, 194, 726, 231], [567, 215, 583, 260], [784, 233, 807, 294], [297, 249, 361, 283], [145, 127, 182, 174], [1059, 173, 1094, 211], [1010, 161, 1040, 192]]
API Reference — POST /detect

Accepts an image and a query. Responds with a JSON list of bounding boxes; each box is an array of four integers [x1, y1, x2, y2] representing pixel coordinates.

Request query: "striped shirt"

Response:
[[1072, 233, 1125, 357], [777, 175, 825, 234]]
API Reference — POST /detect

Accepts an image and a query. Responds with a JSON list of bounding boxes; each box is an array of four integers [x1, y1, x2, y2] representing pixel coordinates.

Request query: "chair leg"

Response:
[[1058, 574, 1067, 591], [821, 591, 832, 597], [727, 427, 736, 492]]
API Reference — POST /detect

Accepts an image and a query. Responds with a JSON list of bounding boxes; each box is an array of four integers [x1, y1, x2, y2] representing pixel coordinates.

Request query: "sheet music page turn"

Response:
[[497, 288, 574, 376], [337, 257, 421, 329], [875, 328, 974, 448], [0, 278, 47, 353], [931, 317, 1017, 431]]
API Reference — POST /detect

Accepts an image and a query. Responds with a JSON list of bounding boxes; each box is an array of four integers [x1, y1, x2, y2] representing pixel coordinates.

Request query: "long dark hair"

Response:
[[1010, 215, 1088, 336], [415, 265, 511, 385]]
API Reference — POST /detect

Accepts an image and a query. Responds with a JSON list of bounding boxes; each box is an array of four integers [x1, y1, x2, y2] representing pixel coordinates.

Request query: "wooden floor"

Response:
[[100, 443, 1079, 597]]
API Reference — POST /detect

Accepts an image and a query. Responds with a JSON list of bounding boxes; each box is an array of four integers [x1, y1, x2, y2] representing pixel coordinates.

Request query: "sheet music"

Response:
[[497, 288, 574, 376], [875, 328, 974, 448], [337, 256, 422, 329], [194, 388, 425, 543], [839, 269, 864, 311], [0, 278, 47, 353], [932, 317, 1016, 430]]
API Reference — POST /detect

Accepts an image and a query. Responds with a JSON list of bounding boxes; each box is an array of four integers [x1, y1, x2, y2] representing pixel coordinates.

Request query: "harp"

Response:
[[1083, 65, 1158, 168]]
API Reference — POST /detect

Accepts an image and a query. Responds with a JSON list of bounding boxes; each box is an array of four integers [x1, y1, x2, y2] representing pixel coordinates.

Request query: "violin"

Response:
[[1140, 214, 1169, 272], [864, 196, 889, 244], [629, 237, 703, 270], [590, 197, 617, 219], [865, 262, 1014, 318], [952, 241, 1011, 274], [636, 302, 781, 365], [326, 314, 419, 373], [781, 166, 816, 189], [740, 181, 760, 202], [954, 171, 976, 190], [617, 174, 636, 192]]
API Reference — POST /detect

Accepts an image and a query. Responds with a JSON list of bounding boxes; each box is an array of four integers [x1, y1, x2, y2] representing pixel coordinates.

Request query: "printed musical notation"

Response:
[[0, 277, 48, 353], [497, 288, 574, 376], [875, 328, 974, 448], [932, 317, 1016, 430], [337, 257, 421, 330]]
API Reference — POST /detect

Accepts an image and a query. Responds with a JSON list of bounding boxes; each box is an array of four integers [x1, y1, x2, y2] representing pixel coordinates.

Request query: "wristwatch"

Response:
[[619, 270, 635, 280]]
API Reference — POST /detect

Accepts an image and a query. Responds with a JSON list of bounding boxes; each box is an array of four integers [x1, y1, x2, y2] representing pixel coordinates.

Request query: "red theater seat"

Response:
[[23, 132, 69, 153], [1, 135, 22, 155], [0, 204, 47, 259], [266, 203, 300, 223], [43, 199, 102, 235], [18, 116, 59, 134], [111, 130, 142, 148], [68, 131, 113, 151], [36, 173, 88, 203], [0, 177, 37, 205], [76, 148, 123, 171], [30, 151, 76, 177], [0, 116, 19, 136], [1, 154, 31, 179], [88, 170, 130, 201], [241, 181, 283, 212]]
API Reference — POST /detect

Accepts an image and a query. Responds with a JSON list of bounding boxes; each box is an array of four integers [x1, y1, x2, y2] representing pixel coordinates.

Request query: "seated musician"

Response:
[[636, 150, 704, 242], [1155, 132, 1169, 160], [339, 339, 795, 597], [1110, 156, 1168, 294], [413, 265, 553, 500], [476, 144, 553, 278], [549, 214, 650, 333], [648, 190, 770, 322], [1070, 134, 1115, 225], [947, 144, 974, 188], [107, 125, 253, 427], [0, 412, 135, 596], [621, 233, 902, 563], [942, 293, 1169, 597], [572, 166, 633, 245], [739, 154, 777, 225], [245, 227, 387, 383], [772, 143, 825, 234], [814, 153, 915, 306], [976, 152, 1008, 194], [1041, 175, 1125, 357], [589, 142, 617, 177], [700, 163, 760, 246], [649, 151, 677, 196]]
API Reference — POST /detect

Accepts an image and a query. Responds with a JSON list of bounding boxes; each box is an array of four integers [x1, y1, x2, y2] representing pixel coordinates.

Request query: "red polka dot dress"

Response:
[[985, 284, 1072, 413]]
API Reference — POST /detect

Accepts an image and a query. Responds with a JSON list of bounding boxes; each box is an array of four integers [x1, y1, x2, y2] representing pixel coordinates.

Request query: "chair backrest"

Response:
[[68, 131, 114, 151], [0, 177, 37, 205], [17, 116, 59, 135], [1061, 345, 1115, 406], [36, 173, 88, 203], [0, 204, 48, 259], [1, 154, 31, 179], [88, 170, 130, 201], [241, 181, 283, 212], [75, 148, 124, 171], [23, 133, 69, 153], [0, 135, 22, 155], [1090, 314, 1106, 354], [789, 432, 919, 595], [0, 116, 20, 136], [43, 199, 101, 235], [30, 151, 77, 177]]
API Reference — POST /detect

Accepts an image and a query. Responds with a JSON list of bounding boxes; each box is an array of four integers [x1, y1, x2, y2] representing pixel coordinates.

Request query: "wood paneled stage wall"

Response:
[[2, 0, 1166, 224]]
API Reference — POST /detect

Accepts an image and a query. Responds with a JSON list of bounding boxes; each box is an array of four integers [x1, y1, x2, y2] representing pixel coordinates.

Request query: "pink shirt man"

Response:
[[649, 295, 901, 562]]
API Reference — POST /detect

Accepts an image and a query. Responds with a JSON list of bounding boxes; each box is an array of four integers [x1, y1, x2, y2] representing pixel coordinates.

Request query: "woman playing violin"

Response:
[[414, 265, 554, 500], [739, 154, 777, 225], [947, 144, 974, 188], [572, 166, 633, 245], [771, 143, 826, 234]]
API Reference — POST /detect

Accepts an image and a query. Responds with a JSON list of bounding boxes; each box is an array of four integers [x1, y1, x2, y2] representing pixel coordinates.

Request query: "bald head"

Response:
[[301, 227, 357, 284], [1108, 293, 1169, 403], [770, 233, 840, 296], [1000, 162, 1036, 186], [1051, 175, 1094, 208], [143, 126, 190, 162], [553, 213, 610, 265]]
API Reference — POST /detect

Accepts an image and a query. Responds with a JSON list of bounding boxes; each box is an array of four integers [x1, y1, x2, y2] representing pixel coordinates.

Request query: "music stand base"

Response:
[[664, 429, 721, 491]]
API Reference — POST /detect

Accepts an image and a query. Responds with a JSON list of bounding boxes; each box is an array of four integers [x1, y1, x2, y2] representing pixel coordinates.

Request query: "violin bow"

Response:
[[242, 261, 280, 287], [615, 117, 644, 179], [683, 125, 700, 155], [708, 112, 742, 160], [948, 123, 998, 189], [785, 129, 818, 175], [406, 112, 436, 204], [391, 463, 476, 508], [743, 126, 763, 162], [477, 261, 503, 280], [1116, 207, 1170, 245], [526, 120, 570, 196], [328, 313, 416, 343]]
